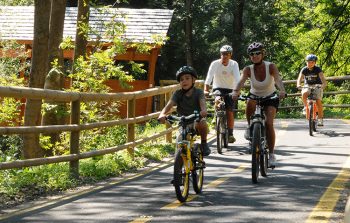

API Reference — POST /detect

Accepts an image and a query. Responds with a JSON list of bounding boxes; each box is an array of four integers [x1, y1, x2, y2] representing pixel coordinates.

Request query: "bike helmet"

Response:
[[176, 66, 198, 82], [247, 42, 265, 53], [305, 54, 318, 61], [220, 45, 233, 53]]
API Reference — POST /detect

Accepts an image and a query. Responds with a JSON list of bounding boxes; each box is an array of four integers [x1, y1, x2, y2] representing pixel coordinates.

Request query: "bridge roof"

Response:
[[0, 6, 173, 44]]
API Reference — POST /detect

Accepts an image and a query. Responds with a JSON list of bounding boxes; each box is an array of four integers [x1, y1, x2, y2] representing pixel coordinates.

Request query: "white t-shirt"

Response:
[[205, 59, 240, 89]]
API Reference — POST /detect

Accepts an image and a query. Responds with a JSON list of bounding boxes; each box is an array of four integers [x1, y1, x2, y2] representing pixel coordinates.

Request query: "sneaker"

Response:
[[302, 107, 306, 115], [318, 119, 324, 126], [244, 128, 250, 140], [201, 143, 211, 156], [228, 135, 236, 143], [269, 154, 277, 167]]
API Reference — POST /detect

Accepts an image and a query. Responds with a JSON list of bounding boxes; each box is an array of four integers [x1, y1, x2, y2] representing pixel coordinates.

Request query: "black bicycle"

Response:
[[166, 113, 205, 202], [210, 90, 229, 154], [239, 93, 278, 184]]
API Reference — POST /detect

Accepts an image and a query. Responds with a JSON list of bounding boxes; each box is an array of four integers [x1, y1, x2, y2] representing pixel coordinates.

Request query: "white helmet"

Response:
[[220, 45, 233, 53]]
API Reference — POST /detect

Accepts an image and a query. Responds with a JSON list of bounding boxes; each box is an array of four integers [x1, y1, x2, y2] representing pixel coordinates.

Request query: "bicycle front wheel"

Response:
[[313, 103, 318, 132], [173, 148, 190, 202], [192, 143, 204, 194], [260, 148, 268, 177], [251, 123, 261, 183], [216, 117, 223, 154], [308, 103, 314, 136]]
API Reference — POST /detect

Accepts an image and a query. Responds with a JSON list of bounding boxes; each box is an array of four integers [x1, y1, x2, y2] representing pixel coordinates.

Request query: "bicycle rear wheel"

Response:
[[216, 117, 223, 154], [251, 123, 261, 183], [173, 148, 189, 202], [308, 103, 314, 136], [192, 143, 204, 194]]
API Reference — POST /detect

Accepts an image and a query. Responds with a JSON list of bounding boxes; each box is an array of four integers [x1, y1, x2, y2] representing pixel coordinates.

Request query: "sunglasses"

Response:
[[221, 52, 231, 56], [249, 51, 262, 56]]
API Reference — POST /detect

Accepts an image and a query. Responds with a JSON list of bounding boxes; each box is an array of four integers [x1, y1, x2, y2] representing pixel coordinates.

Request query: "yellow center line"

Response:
[[129, 215, 153, 223], [161, 164, 248, 210], [306, 156, 350, 223]]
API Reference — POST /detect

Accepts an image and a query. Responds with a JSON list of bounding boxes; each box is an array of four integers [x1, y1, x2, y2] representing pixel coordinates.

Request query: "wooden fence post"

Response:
[[69, 100, 80, 179], [127, 97, 135, 157], [165, 92, 172, 143]]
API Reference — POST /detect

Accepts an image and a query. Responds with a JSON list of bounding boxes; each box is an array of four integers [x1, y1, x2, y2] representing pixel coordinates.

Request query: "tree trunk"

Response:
[[41, 0, 68, 157], [23, 0, 51, 159], [73, 0, 90, 63], [185, 0, 193, 66], [232, 0, 245, 67]]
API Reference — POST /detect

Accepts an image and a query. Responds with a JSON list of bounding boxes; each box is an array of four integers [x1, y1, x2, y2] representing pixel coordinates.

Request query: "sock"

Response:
[[228, 128, 233, 135]]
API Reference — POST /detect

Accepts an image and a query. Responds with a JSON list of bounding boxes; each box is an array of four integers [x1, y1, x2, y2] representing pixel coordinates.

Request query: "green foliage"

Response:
[[0, 0, 33, 5]]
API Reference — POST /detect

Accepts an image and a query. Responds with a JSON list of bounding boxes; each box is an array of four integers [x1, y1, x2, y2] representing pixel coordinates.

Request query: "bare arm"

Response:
[[158, 100, 176, 123], [199, 95, 207, 118], [319, 72, 327, 90], [204, 84, 210, 95], [270, 63, 286, 99], [296, 70, 304, 88], [231, 66, 249, 99]]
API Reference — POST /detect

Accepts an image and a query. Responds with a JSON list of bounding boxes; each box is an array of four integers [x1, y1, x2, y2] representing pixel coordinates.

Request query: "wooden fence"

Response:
[[0, 76, 349, 176]]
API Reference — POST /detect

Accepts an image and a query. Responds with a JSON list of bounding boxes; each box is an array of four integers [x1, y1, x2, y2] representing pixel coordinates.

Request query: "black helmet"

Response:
[[305, 54, 318, 61], [220, 45, 233, 53], [247, 42, 265, 53], [176, 66, 198, 82]]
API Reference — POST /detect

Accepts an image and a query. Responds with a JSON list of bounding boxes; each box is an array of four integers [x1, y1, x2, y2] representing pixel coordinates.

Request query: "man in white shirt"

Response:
[[204, 45, 241, 143]]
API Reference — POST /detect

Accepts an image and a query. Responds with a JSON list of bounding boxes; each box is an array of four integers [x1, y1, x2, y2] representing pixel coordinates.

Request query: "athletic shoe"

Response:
[[228, 135, 236, 143], [318, 119, 324, 126], [302, 107, 306, 115], [269, 153, 277, 167]]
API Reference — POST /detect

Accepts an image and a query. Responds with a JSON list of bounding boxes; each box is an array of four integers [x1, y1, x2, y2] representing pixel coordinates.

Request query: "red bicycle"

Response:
[[299, 85, 321, 136]]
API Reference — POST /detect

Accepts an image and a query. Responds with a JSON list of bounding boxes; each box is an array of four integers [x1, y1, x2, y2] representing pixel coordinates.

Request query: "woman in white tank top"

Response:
[[231, 42, 286, 166]]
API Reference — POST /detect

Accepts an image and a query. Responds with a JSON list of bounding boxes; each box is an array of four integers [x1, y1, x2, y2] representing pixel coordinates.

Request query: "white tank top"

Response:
[[249, 61, 276, 97]]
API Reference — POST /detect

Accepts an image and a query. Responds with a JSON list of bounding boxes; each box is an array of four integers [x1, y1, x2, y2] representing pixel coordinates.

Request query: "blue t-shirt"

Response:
[[301, 66, 323, 85]]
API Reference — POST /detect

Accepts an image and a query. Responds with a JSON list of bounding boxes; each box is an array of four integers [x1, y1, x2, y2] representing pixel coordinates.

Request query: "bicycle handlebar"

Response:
[[235, 93, 279, 102]]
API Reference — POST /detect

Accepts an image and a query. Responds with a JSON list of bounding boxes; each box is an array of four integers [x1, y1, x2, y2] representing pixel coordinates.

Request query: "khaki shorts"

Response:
[[302, 86, 323, 100]]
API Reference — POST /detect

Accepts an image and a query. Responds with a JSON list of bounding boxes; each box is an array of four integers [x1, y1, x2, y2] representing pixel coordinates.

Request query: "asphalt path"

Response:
[[1, 119, 349, 223]]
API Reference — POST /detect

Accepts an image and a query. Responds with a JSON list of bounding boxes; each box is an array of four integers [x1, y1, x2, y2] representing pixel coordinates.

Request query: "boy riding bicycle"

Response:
[[296, 54, 327, 126], [158, 66, 211, 156]]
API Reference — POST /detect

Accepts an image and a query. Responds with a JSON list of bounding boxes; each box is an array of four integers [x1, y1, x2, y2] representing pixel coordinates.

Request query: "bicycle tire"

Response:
[[192, 143, 204, 194], [216, 117, 223, 154], [260, 148, 268, 177], [308, 103, 314, 136], [313, 104, 318, 132], [251, 123, 261, 183], [173, 148, 189, 202], [223, 116, 228, 148]]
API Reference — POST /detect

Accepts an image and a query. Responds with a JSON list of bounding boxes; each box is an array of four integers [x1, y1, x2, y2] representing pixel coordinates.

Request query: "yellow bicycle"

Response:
[[166, 113, 205, 202]]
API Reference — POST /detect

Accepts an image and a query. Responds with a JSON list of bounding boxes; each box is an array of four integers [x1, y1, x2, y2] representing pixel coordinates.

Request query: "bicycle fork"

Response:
[[179, 141, 193, 174]]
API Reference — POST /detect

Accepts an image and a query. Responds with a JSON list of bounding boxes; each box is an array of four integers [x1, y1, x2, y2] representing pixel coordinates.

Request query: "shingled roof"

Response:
[[0, 6, 173, 44]]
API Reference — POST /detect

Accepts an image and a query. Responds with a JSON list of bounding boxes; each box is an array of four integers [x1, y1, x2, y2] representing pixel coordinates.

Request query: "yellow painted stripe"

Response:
[[161, 164, 248, 210], [306, 156, 350, 223], [129, 216, 153, 223]]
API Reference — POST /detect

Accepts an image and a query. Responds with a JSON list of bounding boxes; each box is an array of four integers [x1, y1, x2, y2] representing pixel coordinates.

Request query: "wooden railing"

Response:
[[0, 76, 349, 176]]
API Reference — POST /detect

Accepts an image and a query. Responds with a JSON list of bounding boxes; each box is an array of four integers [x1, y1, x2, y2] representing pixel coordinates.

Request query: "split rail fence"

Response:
[[0, 75, 349, 177]]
